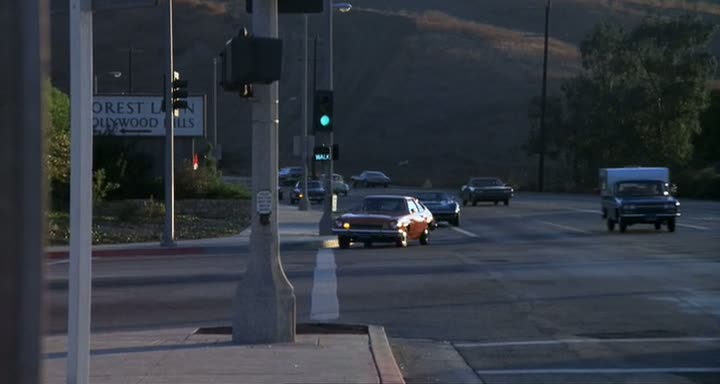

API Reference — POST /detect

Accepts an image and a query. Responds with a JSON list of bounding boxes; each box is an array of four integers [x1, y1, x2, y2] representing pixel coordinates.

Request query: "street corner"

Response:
[[368, 325, 407, 384]]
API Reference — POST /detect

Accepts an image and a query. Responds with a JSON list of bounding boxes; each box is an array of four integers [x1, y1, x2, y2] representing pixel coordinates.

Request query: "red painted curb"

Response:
[[368, 325, 406, 384], [46, 246, 205, 260]]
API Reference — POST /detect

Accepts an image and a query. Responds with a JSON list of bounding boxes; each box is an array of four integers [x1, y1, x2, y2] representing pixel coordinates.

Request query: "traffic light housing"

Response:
[[313, 145, 331, 161], [172, 70, 188, 116], [219, 27, 283, 96], [314, 90, 333, 132]]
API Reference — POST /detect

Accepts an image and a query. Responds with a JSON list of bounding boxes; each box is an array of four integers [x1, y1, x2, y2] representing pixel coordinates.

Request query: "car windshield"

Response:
[[470, 178, 501, 187], [416, 192, 449, 201], [307, 181, 322, 189], [616, 181, 664, 197], [367, 172, 386, 177], [362, 198, 407, 213]]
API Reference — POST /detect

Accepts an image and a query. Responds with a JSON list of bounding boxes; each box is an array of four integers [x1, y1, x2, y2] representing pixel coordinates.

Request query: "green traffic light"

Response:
[[320, 115, 331, 126]]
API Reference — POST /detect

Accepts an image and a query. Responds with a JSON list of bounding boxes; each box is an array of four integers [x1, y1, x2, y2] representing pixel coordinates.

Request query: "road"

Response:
[[46, 188, 720, 383]]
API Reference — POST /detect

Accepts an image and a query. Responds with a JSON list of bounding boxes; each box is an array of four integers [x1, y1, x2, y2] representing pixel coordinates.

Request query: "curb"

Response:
[[45, 238, 339, 260], [368, 325, 406, 384]]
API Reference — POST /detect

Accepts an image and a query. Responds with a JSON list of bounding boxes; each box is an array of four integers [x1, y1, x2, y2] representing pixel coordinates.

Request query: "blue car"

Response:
[[415, 191, 461, 226]]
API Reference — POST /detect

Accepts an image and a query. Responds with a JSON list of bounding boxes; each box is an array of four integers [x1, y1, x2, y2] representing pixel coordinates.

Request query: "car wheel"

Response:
[[654, 222, 662, 231], [450, 214, 460, 227], [363, 181, 368, 188], [472, 199, 478, 206], [363, 241, 372, 248], [395, 231, 408, 248], [619, 222, 628, 233], [503, 199, 509, 206], [607, 219, 615, 231], [419, 229, 429, 245], [667, 219, 676, 232], [338, 237, 350, 249], [384, 183, 388, 188], [493, 201, 499, 206], [462, 199, 468, 206], [290, 198, 296, 204]]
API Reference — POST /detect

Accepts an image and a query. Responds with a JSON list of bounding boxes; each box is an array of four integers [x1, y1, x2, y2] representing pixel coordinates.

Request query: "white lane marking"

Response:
[[455, 336, 720, 348], [310, 248, 339, 321], [476, 367, 720, 375], [678, 223, 711, 230], [449, 226, 480, 238], [46, 260, 70, 266], [571, 208, 599, 214], [536, 220, 592, 235]]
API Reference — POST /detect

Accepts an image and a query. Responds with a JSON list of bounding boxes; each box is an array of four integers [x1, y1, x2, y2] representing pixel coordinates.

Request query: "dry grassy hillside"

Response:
[[49, 0, 720, 188]]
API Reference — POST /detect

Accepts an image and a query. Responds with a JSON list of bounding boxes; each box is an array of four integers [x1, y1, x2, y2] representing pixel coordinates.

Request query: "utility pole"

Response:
[[538, 0, 551, 192], [232, 0, 296, 344], [0, 1, 47, 383], [68, 0, 94, 382], [318, 0, 335, 235], [311, 34, 319, 180], [118, 45, 143, 93], [298, 14, 310, 211], [162, 0, 175, 246], [212, 56, 219, 147]]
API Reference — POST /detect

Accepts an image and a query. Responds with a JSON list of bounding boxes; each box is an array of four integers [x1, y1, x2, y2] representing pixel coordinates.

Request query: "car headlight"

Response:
[[675, 201, 680, 207], [386, 220, 398, 229]]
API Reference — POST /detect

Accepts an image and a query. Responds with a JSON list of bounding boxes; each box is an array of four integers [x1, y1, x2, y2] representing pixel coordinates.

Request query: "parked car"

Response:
[[415, 191, 461, 226], [600, 167, 680, 232], [279, 166, 303, 186], [320, 173, 350, 196], [332, 195, 435, 249], [460, 177, 514, 206], [350, 171, 391, 188], [290, 180, 325, 204]]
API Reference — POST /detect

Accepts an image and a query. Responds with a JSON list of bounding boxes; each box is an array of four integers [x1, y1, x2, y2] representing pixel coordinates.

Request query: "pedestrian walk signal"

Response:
[[314, 146, 331, 161]]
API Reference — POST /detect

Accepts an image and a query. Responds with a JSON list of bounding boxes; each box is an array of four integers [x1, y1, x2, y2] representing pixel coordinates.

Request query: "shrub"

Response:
[[175, 160, 250, 199], [674, 167, 720, 200]]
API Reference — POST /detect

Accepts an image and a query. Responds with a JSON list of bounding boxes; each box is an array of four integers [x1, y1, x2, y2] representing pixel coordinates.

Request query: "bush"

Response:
[[674, 167, 720, 200], [175, 160, 250, 199]]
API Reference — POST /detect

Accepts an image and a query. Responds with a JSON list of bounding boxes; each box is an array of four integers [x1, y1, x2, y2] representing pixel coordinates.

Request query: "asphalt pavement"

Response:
[[46, 187, 720, 383]]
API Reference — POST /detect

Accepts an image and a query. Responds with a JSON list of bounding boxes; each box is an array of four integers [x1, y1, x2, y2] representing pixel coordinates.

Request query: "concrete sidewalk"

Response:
[[46, 205, 338, 259], [43, 326, 405, 384]]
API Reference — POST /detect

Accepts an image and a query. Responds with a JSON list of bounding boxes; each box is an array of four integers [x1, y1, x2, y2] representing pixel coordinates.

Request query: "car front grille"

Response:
[[351, 224, 384, 230]]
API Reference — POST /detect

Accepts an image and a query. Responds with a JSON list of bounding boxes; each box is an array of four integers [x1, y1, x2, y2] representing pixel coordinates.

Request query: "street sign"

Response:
[[256, 190, 273, 215], [92, 95, 205, 137]]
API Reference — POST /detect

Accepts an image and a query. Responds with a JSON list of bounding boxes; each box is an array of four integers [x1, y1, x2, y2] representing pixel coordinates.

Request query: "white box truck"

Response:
[[599, 167, 680, 233]]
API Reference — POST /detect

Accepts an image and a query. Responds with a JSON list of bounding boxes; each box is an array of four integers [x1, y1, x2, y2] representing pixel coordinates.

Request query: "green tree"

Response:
[[528, 15, 717, 187], [694, 89, 720, 164], [47, 87, 71, 208]]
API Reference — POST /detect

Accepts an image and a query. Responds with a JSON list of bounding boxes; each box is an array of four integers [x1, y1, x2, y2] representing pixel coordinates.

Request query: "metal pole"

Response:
[[298, 15, 310, 211], [232, 0, 295, 344], [212, 56, 218, 147], [93, 74, 97, 94], [0, 0, 47, 382], [311, 34, 318, 180], [538, 0, 550, 193], [162, 0, 175, 246], [68, 0, 93, 382], [128, 44, 134, 93], [319, 0, 334, 235]]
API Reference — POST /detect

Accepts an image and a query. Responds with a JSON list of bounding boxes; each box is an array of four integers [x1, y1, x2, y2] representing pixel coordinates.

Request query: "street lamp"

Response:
[[301, 1, 352, 213], [93, 71, 122, 94]]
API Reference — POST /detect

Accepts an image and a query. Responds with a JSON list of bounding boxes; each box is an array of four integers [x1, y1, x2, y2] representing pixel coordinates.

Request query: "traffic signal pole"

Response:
[[318, 0, 335, 235], [298, 14, 310, 211], [162, 0, 175, 246], [232, 0, 296, 344]]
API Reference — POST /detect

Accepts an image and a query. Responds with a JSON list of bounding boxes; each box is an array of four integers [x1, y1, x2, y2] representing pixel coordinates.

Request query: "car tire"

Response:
[[472, 199, 478, 206], [607, 219, 615, 231], [395, 231, 408, 248], [619, 222, 628, 233], [462, 199, 468, 206], [363, 181, 368, 188], [493, 201, 499, 206], [654, 222, 662, 231], [290, 199, 296, 204], [450, 214, 460, 227], [668, 219, 676, 232], [384, 183, 389, 188], [338, 237, 350, 249], [419, 229, 429, 245], [503, 199, 509, 206]]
